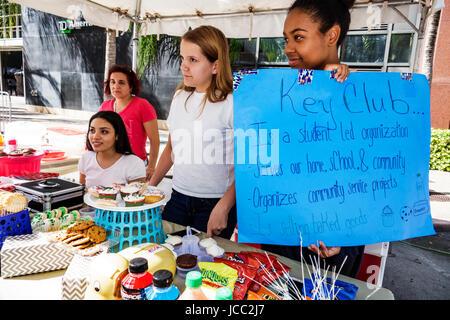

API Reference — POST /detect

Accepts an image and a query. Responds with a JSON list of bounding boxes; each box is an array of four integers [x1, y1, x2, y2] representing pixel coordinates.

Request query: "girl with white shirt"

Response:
[[79, 111, 146, 188], [150, 25, 236, 239]]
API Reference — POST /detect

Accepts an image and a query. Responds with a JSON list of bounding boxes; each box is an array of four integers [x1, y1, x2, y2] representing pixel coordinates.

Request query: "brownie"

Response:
[[176, 254, 197, 269]]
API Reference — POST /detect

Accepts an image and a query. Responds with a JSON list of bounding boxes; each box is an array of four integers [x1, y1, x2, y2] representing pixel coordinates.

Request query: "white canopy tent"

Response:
[[9, 0, 445, 70]]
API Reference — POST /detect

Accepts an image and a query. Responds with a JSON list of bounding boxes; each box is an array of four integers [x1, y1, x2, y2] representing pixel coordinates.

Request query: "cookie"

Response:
[[63, 233, 85, 244], [86, 225, 107, 244], [69, 236, 90, 247], [59, 207, 68, 216], [73, 241, 95, 250], [57, 232, 76, 241], [66, 220, 94, 233]]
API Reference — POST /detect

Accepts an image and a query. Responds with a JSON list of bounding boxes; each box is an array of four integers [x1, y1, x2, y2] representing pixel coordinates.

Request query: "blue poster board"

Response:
[[233, 69, 436, 247]]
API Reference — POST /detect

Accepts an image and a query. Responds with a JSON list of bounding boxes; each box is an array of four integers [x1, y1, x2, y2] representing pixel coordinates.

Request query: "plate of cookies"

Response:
[[51, 220, 115, 256]]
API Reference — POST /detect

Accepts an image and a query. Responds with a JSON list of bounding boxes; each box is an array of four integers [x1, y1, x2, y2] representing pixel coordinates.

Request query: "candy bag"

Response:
[[198, 262, 238, 292], [214, 257, 258, 300]]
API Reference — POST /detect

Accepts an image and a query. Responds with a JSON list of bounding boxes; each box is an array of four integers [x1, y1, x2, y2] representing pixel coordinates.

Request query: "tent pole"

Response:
[[132, 0, 142, 72], [132, 22, 138, 72]]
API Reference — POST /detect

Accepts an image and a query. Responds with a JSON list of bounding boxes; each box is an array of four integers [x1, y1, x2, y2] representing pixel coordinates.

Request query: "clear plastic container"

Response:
[[180, 226, 202, 255], [79, 206, 96, 219], [176, 264, 199, 279], [178, 271, 208, 300]]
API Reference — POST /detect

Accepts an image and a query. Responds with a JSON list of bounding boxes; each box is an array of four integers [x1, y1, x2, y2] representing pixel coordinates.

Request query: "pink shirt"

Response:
[[100, 97, 157, 161]]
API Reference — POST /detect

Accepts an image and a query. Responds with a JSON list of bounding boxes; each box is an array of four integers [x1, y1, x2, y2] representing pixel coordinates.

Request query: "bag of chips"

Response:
[[214, 257, 258, 300], [247, 285, 281, 300], [239, 251, 291, 286]]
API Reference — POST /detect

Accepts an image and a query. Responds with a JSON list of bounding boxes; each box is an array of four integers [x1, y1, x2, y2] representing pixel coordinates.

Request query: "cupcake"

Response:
[[120, 184, 140, 199], [128, 181, 145, 189], [98, 187, 118, 200], [111, 182, 126, 190], [142, 186, 165, 204], [123, 194, 145, 207]]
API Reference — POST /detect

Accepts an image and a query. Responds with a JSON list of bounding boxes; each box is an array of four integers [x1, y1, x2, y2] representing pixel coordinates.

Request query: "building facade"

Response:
[[429, 4, 450, 129]]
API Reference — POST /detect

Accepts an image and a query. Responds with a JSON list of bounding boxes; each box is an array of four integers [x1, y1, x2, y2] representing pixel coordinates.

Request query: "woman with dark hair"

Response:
[[79, 111, 146, 188], [259, 0, 365, 279], [100, 64, 160, 181]]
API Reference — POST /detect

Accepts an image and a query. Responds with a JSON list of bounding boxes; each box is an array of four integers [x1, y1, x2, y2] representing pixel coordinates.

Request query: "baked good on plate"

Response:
[[123, 194, 145, 207], [142, 186, 165, 204]]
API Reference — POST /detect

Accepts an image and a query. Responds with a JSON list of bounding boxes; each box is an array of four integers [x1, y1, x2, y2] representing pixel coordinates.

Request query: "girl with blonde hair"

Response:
[[150, 25, 236, 239]]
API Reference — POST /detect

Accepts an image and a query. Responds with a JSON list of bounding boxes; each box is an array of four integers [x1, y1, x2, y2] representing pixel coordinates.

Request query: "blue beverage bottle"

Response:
[[146, 269, 179, 300]]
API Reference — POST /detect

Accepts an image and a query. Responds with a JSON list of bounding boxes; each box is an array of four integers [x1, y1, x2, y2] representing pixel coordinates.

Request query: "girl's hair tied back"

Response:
[[340, 0, 355, 10]]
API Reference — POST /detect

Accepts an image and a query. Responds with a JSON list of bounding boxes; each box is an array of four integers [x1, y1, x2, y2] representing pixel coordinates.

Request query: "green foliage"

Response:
[[259, 38, 286, 62], [430, 128, 450, 172], [229, 39, 243, 63], [137, 28, 180, 79], [0, 1, 20, 39], [137, 34, 159, 77]]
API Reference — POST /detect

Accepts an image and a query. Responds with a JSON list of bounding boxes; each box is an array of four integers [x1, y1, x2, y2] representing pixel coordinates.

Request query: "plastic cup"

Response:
[[180, 226, 201, 255]]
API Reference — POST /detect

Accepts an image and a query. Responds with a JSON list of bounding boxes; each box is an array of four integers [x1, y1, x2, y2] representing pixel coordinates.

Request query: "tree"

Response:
[[103, 28, 116, 100]]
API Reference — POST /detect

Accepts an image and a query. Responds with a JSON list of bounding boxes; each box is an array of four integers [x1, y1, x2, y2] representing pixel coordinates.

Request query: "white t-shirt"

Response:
[[78, 151, 146, 188], [167, 90, 234, 198]]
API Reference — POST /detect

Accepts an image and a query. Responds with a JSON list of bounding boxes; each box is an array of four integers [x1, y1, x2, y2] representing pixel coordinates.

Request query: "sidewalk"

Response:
[[429, 170, 450, 230]]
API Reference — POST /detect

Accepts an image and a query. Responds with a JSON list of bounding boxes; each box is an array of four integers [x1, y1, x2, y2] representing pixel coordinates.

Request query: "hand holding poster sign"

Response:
[[233, 69, 435, 247]]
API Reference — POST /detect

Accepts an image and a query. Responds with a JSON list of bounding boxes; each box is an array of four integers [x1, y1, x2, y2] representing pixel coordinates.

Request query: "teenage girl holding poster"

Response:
[[260, 0, 365, 278]]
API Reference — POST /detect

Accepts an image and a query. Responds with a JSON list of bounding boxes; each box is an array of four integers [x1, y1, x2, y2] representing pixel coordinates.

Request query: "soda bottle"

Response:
[[146, 269, 180, 300], [178, 271, 208, 300], [121, 257, 153, 300], [215, 287, 233, 300]]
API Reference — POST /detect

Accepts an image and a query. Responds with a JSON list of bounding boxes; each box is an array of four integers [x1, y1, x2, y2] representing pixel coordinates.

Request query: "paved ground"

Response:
[[1, 95, 449, 300], [383, 170, 450, 300]]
